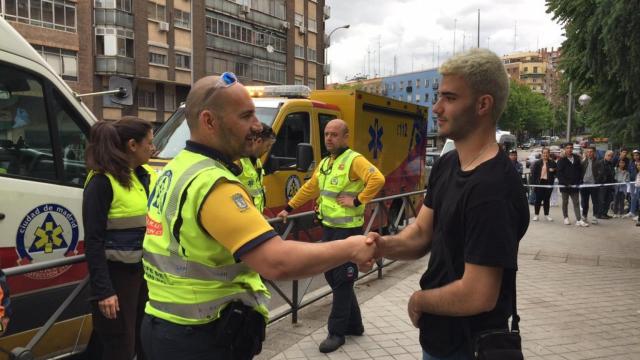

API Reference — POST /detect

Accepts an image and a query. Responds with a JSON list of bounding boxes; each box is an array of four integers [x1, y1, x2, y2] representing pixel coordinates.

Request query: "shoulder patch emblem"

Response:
[[368, 166, 376, 173], [232, 193, 249, 212]]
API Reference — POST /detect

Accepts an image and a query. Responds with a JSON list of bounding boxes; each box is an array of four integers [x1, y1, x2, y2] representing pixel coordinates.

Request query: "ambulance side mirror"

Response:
[[296, 143, 313, 172]]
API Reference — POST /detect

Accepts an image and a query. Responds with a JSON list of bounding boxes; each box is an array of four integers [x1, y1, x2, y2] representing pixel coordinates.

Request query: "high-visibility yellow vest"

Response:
[[238, 157, 266, 213], [85, 165, 157, 263], [143, 149, 269, 325], [317, 149, 365, 228]]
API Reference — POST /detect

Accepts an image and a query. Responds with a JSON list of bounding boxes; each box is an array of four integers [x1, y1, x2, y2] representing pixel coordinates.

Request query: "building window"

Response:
[[424, 93, 429, 102], [94, 0, 132, 12], [308, 18, 317, 33], [138, 89, 156, 109], [147, 2, 166, 22], [308, 78, 316, 89], [251, 0, 286, 20], [95, 27, 135, 57], [3, 0, 77, 32], [416, 94, 421, 103], [149, 52, 167, 66], [176, 53, 191, 69], [294, 13, 304, 27], [253, 59, 285, 84], [524, 67, 528, 73], [174, 9, 190, 29], [294, 45, 305, 59], [235, 62, 249, 77], [33, 45, 78, 81], [213, 58, 228, 74], [416, 79, 420, 88], [424, 79, 429, 87], [307, 48, 317, 62], [533, 66, 538, 73], [205, 15, 285, 52], [164, 90, 175, 111], [294, 76, 304, 85]]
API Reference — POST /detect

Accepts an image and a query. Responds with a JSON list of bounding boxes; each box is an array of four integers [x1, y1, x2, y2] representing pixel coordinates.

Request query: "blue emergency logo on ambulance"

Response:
[[16, 204, 79, 279]]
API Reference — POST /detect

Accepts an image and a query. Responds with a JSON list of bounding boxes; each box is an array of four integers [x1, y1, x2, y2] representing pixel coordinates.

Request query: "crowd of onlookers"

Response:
[[513, 144, 640, 227]]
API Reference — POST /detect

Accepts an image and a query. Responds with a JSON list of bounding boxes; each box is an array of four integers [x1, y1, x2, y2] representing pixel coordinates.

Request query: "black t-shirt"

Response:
[[419, 148, 529, 356]]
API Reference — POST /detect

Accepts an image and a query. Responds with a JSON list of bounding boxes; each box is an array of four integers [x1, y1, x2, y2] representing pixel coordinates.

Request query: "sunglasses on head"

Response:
[[216, 72, 238, 88]]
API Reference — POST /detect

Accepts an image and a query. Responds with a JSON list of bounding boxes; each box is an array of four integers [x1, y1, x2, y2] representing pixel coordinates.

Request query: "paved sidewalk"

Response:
[[258, 208, 640, 360]]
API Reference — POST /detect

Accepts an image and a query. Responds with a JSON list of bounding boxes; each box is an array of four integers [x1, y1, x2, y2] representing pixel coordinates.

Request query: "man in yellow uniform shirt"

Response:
[[141, 73, 376, 360], [277, 119, 385, 353]]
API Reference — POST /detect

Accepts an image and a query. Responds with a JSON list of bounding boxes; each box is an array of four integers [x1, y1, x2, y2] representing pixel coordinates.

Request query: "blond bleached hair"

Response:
[[439, 48, 509, 124]]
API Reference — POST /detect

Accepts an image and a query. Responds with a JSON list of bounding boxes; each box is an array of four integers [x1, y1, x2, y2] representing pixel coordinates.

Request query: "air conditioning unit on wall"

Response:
[[158, 22, 169, 32], [299, 26, 306, 34], [241, 5, 250, 13], [281, 21, 290, 30]]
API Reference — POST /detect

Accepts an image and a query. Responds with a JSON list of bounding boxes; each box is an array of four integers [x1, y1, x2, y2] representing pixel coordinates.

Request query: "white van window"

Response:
[[0, 62, 87, 184], [0, 64, 56, 180], [53, 91, 88, 185]]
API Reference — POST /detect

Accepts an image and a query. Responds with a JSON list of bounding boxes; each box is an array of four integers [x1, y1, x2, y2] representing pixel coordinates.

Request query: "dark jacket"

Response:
[[530, 158, 557, 185], [595, 159, 615, 184], [581, 158, 602, 183], [556, 154, 583, 193]]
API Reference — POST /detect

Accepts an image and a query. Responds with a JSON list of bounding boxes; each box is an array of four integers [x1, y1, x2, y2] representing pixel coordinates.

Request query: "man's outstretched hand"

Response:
[[357, 232, 385, 272]]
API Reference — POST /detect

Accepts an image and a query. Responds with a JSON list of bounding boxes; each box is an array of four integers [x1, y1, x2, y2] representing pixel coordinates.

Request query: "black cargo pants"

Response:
[[322, 226, 364, 337]]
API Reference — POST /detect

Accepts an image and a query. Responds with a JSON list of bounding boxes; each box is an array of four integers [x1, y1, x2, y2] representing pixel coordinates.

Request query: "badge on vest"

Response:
[[232, 193, 249, 212], [338, 163, 345, 170], [331, 177, 339, 185]]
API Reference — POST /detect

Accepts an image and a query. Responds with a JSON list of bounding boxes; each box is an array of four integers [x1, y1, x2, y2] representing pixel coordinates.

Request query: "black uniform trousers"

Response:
[[322, 225, 364, 337], [141, 315, 233, 360], [88, 261, 147, 360]]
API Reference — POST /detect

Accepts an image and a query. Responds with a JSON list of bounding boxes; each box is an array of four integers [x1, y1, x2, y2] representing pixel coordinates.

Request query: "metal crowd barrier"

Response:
[[1, 189, 426, 359]]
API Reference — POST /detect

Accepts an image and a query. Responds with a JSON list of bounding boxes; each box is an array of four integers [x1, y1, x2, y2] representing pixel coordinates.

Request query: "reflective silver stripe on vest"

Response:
[[164, 158, 224, 254], [149, 291, 268, 320], [106, 215, 147, 230], [322, 215, 361, 225], [106, 249, 143, 264], [143, 251, 250, 282], [248, 188, 262, 197], [319, 190, 360, 198]]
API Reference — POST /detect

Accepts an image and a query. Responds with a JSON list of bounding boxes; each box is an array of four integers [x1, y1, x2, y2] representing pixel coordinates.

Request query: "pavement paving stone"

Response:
[[259, 206, 640, 360]]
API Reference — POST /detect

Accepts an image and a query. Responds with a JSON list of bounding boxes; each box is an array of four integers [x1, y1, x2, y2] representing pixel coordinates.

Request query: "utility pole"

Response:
[[378, 36, 381, 78], [477, 9, 480, 48], [514, 21, 517, 51], [453, 19, 457, 55]]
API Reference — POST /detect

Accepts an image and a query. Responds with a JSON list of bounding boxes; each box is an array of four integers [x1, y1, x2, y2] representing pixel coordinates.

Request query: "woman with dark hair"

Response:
[[237, 124, 276, 213], [531, 147, 557, 222], [83, 116, 156, 360]]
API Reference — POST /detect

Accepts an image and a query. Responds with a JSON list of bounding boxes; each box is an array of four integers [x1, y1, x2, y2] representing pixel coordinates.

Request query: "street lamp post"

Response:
[[566, 80, 591, 142], [324, 24, 350, 87]]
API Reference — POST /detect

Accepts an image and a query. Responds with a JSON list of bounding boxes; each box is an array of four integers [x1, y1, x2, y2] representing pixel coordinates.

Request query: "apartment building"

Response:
[[1, 0, 328, 124], [503, 50, 548, 95]]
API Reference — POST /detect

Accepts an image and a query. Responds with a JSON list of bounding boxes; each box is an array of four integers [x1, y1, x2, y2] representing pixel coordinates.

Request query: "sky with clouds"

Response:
[[324, 0, 566, 83]]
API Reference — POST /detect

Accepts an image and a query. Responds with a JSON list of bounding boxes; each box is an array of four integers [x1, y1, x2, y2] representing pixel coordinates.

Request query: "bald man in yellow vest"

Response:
[[277, 119, 385, 353]]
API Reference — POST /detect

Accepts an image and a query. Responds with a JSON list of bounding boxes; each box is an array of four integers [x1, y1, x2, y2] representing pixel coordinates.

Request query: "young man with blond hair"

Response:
[[364, 49, 529, 359]]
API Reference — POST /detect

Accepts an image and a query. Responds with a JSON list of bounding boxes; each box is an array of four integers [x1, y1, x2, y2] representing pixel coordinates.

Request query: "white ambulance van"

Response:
[[0, 17, 101, 358]]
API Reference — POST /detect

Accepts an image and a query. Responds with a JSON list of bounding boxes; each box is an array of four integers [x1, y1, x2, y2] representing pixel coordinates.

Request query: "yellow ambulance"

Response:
[[152, 85, 429, 233]]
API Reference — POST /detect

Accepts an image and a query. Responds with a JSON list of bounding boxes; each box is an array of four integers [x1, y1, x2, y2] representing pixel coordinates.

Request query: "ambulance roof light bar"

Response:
[[246, 85, 311, 99]]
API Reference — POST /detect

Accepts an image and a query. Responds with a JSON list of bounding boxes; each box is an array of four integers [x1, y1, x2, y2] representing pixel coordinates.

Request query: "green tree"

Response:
[[500, 81, 553, 140], [547, 0, 640, 145]]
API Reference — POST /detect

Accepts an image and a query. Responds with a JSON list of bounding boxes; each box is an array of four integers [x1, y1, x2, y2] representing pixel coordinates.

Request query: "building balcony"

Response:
[[95, 56, 135, 76], [205, 0, 287, 32], [94, 9, 134, 28], [206, 35, 286, 63]]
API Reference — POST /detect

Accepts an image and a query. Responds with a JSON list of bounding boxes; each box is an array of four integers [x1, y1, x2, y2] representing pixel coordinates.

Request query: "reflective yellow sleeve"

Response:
[[349, 156, 386, 204], [200, 181, 276, 255], [287, 166, 321, 209]]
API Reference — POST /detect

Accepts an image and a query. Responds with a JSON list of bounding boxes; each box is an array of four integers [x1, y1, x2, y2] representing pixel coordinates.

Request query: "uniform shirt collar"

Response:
[[185, 140, 242, 175]]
